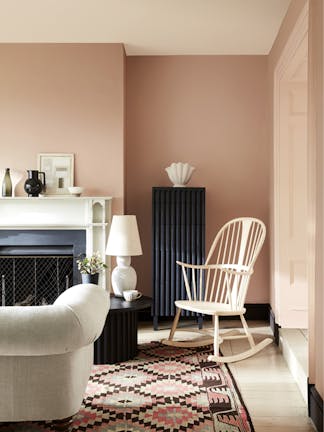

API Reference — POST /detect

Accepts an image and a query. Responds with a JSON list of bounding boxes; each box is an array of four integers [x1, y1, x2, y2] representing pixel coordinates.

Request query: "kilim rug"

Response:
[[0, 342, 254, 432]]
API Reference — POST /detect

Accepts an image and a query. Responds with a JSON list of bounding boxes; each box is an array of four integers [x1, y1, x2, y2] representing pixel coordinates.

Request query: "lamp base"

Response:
[[111, 256, 137, 297]]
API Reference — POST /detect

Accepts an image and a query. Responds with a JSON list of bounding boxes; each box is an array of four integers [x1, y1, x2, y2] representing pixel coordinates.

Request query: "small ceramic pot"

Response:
[[81, 273, 99, 285]]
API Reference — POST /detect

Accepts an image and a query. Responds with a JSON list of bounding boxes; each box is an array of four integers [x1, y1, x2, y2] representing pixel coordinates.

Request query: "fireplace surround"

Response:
[[0, 197, 112, 301]]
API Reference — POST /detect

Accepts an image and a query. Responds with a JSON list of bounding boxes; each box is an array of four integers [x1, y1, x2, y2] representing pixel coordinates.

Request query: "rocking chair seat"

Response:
[[175, 300, 245, 316]]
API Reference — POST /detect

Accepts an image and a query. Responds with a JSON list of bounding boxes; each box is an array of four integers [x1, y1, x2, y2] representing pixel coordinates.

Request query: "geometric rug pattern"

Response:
[[0, 342, 254, 432]]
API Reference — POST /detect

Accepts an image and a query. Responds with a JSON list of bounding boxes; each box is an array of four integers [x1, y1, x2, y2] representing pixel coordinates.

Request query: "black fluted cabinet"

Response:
[[152, 187, 205, 330]]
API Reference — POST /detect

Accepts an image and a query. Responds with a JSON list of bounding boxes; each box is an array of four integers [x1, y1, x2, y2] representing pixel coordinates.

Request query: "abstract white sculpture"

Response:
[[165, 162, 195, 187]]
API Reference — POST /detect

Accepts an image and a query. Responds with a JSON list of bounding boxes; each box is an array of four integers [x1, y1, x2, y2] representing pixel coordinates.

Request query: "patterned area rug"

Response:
[[0, 342, 254, 432]]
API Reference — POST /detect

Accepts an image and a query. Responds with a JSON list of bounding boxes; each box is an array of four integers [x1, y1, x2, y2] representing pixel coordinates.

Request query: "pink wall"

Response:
[[0, 43, 125, 213], [126, 56, 269, 301], [1, 46, 270, 303], [308, 0, 324, 400]]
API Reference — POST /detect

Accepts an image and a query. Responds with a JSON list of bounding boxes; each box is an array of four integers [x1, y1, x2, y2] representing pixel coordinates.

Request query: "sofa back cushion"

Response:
[[0, 284, 109, 356]]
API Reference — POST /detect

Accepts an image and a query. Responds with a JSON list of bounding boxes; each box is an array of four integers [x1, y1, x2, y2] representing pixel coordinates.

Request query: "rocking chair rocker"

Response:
[[162, 217, 272, 363]]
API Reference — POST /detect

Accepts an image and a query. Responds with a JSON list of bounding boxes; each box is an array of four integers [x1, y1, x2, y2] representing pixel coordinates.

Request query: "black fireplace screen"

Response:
[[0, 256, 73, 306]]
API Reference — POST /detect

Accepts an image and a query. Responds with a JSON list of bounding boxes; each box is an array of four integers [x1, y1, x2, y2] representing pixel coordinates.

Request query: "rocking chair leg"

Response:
[[240, 314, 255, 348], [168, 307, 181, 341], [213, 315, 220, 357]]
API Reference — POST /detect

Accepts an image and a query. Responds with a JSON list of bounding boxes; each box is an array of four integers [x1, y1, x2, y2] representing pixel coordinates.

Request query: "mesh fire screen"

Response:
[[0, 256, 73, 306]]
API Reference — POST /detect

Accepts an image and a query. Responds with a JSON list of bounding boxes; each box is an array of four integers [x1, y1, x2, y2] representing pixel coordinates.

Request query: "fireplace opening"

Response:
[[0, 230, 86, 306], [0, 255, 73, 306]]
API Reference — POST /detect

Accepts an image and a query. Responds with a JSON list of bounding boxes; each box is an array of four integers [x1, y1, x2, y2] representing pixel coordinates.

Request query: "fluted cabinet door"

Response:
[[152, 187, 205, 329]]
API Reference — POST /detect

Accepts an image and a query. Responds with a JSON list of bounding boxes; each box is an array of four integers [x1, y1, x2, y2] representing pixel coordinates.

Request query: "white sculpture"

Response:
[[165, 162, 195, 187]]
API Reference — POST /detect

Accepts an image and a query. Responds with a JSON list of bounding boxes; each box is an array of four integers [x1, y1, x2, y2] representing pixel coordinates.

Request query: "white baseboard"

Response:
[[279, 328, 308, 402]]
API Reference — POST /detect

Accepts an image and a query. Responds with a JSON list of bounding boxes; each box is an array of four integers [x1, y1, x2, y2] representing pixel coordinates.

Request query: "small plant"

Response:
[[76, 252, 107, 275]]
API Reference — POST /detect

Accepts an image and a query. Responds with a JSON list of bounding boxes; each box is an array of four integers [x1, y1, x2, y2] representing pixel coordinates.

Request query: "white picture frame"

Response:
[[37, 153, 74, 195]]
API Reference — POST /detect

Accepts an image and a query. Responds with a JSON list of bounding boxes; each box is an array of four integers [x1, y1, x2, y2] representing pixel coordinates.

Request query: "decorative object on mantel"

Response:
[[165, 162, 195, 187], [38, 153, 74, 195], [68, 186, 84, 197], [106, 215, 142, 297], [24, 169, 46, 197], [77, 252, 107, 285], [1, 168, 24, 197], [9, 169, 24, 196], [1, 168, 12, 197]]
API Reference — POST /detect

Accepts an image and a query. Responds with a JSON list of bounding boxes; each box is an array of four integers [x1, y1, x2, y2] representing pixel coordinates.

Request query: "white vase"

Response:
[[111, 256, 137, 297]]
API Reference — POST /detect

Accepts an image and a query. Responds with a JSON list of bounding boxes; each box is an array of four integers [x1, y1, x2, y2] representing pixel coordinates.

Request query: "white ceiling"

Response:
[[0, 0, 291, 55]]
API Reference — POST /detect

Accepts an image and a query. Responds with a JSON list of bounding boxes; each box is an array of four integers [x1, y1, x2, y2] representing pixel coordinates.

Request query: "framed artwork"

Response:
[[37, 153, 74, 195]]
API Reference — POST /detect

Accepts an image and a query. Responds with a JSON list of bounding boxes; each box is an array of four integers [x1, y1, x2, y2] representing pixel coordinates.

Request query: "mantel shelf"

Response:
[[0, 223, 109, 229], [0, 196, 112, 201], [0, 225, 89, 229]]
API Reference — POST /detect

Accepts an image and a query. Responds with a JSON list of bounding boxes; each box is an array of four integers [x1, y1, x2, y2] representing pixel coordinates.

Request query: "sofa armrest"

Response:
[[54, 283, 110, 345]]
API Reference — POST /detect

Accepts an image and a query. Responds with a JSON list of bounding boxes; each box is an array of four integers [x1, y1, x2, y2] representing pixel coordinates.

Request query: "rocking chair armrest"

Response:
[[176, 261, 224, 270], [217, 264, 253, 276], [176, 261, 252, 275], [176, 261, 207, 269]]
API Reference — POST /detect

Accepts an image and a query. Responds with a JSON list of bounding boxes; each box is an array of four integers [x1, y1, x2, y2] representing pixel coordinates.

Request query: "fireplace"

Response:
[[0, 197, 112, 300], [0, 230, 85, 306]]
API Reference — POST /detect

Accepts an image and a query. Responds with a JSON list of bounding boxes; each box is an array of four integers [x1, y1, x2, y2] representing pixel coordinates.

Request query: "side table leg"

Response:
[[198, 315, 203, 330], [153, 315, 159, 331]]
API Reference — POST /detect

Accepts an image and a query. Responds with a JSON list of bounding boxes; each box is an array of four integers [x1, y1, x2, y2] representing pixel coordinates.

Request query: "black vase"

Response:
[[81, 273, 99, 284], [24, 170, 46, 197]]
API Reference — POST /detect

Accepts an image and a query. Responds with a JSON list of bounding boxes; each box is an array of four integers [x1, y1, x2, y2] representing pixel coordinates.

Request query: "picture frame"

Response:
[[37, 153, 74, 195]]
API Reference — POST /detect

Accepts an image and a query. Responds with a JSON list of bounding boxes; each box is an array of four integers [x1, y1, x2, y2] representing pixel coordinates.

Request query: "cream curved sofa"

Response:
[[0, 283, 110, 427]]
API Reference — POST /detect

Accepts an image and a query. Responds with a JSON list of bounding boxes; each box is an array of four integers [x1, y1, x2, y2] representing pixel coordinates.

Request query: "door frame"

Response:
[[273, 2, 312, 327]]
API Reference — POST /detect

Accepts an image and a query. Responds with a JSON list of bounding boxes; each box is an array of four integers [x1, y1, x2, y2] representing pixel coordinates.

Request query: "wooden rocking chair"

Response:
[[161, 217, 272, 363]]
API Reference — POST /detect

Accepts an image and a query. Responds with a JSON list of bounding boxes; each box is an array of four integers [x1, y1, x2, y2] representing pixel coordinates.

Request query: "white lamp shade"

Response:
[[106, 215, 142, 256]]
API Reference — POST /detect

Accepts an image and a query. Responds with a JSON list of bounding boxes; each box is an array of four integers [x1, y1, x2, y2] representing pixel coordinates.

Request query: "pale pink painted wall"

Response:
[[308, 0, 324, 400], [0, 43, 125, 213], [126, 56, 269, 301]]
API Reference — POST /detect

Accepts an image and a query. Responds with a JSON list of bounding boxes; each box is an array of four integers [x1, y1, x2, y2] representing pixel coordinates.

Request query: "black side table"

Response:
[[94, 295, 152, 364]]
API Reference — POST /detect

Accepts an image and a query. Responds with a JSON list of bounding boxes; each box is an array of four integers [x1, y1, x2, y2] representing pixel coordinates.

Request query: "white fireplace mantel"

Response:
[[0, 196, 113, 291]]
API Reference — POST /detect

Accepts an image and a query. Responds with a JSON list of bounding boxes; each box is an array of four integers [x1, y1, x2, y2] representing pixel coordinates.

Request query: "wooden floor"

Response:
[[138, 319, 315, 432]]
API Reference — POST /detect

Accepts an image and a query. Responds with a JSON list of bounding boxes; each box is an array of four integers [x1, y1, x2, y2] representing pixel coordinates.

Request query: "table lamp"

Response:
[[106, 215, 143, 297]]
